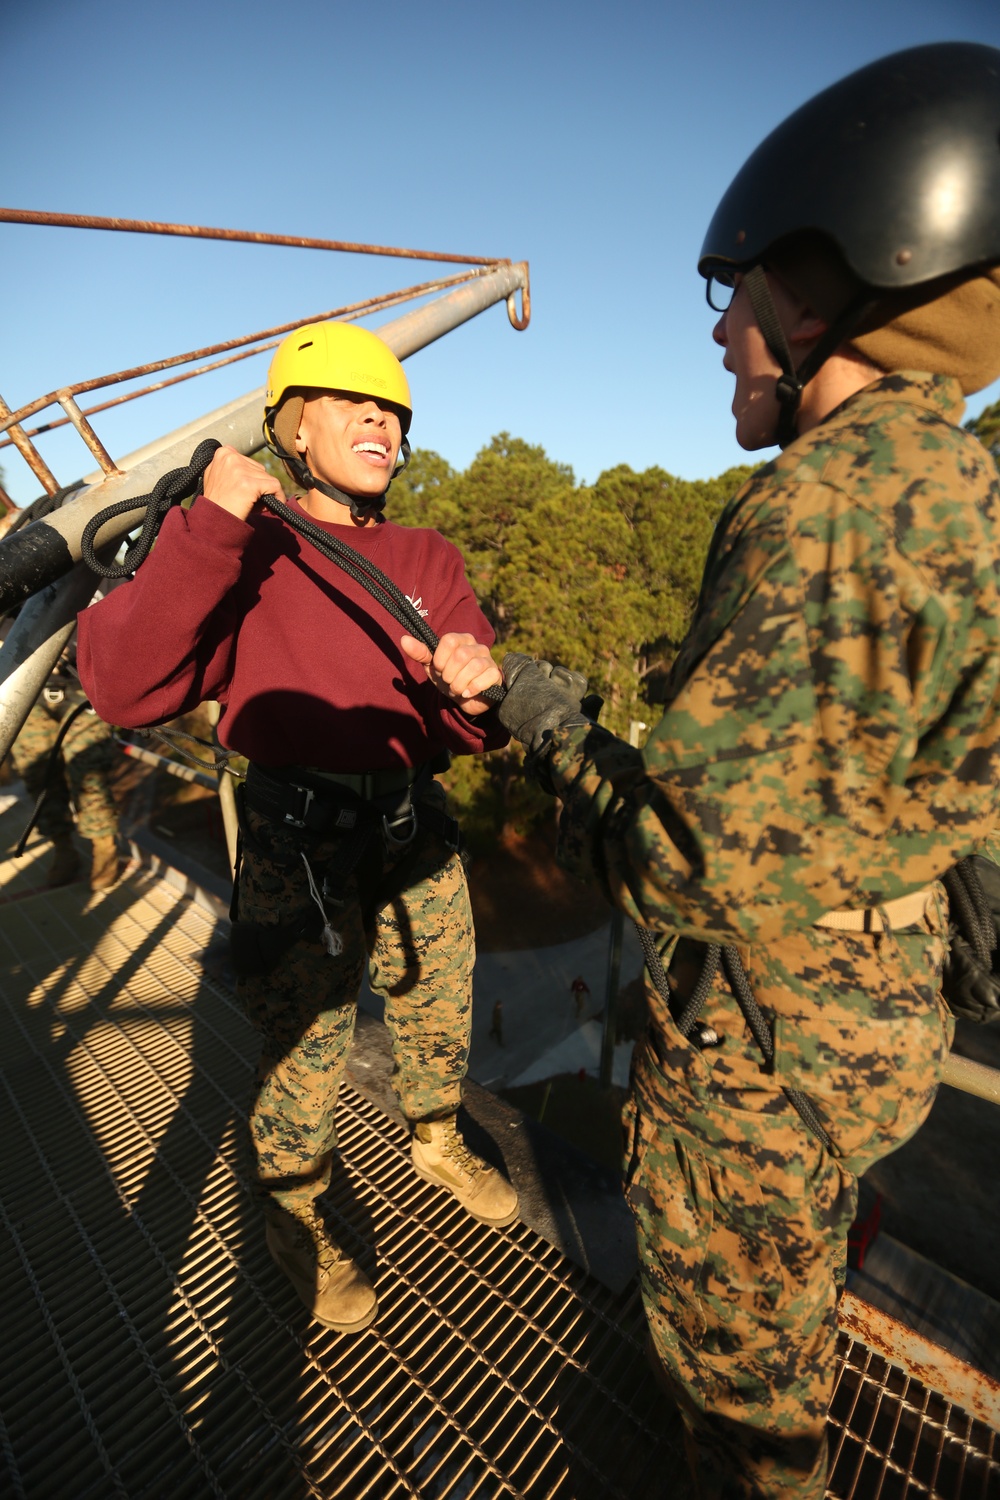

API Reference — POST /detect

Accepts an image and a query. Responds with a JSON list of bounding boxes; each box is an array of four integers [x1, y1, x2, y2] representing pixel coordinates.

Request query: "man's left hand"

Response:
[[400, 632, 502, 715], [497, 653, 591, 752]]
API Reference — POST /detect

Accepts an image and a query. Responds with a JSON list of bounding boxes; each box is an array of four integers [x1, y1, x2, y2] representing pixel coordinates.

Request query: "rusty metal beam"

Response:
[[57, 392, 122, 477], [0, 393, 60, 496], [838, 1289, 1000, 1431], [0, 270, 486, 441], [0, 271, 485, 454], [0, 207, 507, 268]]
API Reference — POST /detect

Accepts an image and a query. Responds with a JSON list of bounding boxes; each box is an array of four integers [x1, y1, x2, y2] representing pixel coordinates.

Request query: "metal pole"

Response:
[[0, 392, 59, 496], [0, 208, 506, 269], [0, 562, 104, 758], [941, 1052, 1000, 1106], [205, 702, 239, 879], [0, 261, 530, 761]]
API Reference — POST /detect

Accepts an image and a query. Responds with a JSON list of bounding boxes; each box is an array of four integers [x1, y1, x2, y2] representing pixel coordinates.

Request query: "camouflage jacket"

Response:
[[549, 373, 1000, 944]]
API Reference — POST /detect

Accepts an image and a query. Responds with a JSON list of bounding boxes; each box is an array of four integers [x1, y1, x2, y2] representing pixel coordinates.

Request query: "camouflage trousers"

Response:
[[11, 698, 118, 842], [626, 895, 953, 1499], [237, 802, 474, 1213]]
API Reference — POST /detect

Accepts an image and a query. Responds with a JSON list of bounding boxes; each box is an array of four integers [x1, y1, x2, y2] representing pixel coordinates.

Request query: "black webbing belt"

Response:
[[229, 759, 461, 979]]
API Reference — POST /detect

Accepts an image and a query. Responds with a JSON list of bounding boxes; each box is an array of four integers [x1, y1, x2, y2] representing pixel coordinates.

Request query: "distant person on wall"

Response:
[[9, 646, 122, 890], [78, 321, 518, 1336], [491, 44, 1000, 1500], [570, 975, 590, 1016]]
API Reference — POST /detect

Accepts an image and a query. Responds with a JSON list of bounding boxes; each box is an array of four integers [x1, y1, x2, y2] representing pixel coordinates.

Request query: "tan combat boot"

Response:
[[46, 836, 82, 888], [411, 1115, 519, 1227], [89, 836, 122, 890], [264, 1203, 377, 1333]]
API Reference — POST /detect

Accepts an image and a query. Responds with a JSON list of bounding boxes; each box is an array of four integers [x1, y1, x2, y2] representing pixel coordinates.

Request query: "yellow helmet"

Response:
[[264, 321, 412, 442]]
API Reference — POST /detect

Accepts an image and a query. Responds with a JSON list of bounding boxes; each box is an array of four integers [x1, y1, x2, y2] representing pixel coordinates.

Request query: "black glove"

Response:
[[941, 934, 1000, 1024], [498, 653, 591, 754]]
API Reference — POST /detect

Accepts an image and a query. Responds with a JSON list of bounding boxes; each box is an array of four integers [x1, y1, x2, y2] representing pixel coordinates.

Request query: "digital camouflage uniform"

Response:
[[237, 801, 474, 1212], [548, 373, 1000, 1497], [12, 691, 118, 844]]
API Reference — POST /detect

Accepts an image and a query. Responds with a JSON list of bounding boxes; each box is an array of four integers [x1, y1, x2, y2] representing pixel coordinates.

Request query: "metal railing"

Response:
[[0, 212, 530, 765], [0, 209, 528, 495]]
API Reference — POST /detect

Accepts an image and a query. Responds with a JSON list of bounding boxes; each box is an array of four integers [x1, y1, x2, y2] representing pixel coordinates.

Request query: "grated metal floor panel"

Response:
[[828, 1336, 999, 1500], [0, 865, 997, 1499]]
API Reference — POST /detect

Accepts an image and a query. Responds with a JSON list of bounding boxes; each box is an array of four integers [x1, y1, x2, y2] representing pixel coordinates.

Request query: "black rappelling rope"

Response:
[[943, 859, 995, 964], [79, 438, 505, 705], [635, 923, 834, 1152]]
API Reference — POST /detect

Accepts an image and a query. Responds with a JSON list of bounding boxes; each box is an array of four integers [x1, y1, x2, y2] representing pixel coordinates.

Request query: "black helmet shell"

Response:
[[699, 42, 1000, 291]]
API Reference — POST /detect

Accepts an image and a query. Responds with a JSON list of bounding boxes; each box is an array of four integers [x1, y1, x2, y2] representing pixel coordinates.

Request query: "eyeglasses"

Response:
[[705, 271, 737, 313]]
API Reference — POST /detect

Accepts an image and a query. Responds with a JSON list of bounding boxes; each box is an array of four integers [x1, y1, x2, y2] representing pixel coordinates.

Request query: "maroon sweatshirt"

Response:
[[77, 495, 508, 772]]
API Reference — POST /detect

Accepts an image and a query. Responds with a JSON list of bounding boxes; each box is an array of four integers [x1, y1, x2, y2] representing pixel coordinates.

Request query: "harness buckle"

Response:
[[283, 783, 314, 829], [382, 805, 418, 853]]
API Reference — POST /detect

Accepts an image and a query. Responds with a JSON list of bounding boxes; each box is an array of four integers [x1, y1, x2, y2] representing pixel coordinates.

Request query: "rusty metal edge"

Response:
[[837, 1288, 1000, 1433], [0, 207, 507, 267], [0, 269, 487, 438]]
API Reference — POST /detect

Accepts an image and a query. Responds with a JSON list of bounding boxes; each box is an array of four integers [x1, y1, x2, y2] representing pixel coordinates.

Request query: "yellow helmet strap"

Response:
[[262, 413, 411, 520]]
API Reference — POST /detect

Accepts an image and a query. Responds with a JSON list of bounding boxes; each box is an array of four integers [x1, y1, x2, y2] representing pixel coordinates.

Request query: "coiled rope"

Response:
[[943, 859, 996, 966], [79, 438, 504, 704], [635, 924, 835, 1151]]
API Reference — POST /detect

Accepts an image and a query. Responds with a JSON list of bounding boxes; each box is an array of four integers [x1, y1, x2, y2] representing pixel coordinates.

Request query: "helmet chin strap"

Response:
[[265, 430, 412, 520], [741, 266, 877, 448]]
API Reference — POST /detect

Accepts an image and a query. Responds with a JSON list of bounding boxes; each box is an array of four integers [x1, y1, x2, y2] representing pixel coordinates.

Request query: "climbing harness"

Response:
[[228, 761, 461, 980], [78, 437, 505, 706]]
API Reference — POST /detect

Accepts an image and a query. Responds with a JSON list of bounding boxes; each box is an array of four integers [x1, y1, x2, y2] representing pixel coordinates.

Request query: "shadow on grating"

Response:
[[0, 869, 996, 1499], [0, 872, 685, 1500]]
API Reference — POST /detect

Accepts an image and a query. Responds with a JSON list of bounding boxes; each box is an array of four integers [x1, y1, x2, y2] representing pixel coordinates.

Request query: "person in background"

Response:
[[8, 639, 122, 890]]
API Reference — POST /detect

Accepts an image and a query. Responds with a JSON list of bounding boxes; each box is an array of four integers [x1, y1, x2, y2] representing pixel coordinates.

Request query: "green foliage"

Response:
[[592, 462, 756, 706], [966, 397, 1000, 456], [385, 448, 457, 529]]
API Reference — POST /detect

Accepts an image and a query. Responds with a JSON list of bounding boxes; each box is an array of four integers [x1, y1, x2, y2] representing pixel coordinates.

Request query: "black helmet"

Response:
[[700, 42, 1000, 443]]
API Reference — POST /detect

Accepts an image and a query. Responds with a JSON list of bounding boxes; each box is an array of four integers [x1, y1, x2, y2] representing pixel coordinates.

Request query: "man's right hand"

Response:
[[201, 446, 284, 522]]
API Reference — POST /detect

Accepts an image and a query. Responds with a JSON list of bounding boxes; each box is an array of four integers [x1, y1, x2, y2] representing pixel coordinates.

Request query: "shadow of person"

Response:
[[0, 854, 388, 1491], [549, 1288, 694, 1500], [128, 929, 382, 1488]]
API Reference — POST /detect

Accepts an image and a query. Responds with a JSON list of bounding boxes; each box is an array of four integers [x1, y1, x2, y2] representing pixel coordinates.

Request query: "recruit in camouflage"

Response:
[[237, 804, 475, 1214], [548, 372, 1000, 1497], [12, 698, 119, 845]]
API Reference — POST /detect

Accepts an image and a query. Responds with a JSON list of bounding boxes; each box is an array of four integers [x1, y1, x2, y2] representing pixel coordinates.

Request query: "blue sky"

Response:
[[2, 0, 999, 504]]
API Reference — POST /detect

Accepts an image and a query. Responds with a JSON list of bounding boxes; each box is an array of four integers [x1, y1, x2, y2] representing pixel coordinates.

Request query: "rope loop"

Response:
[[78, 441, 506, 702]]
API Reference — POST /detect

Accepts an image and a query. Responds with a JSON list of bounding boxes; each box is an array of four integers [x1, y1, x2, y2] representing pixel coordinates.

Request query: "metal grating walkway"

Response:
[[0, 864, 997, 1499]]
